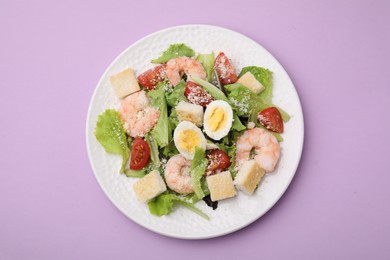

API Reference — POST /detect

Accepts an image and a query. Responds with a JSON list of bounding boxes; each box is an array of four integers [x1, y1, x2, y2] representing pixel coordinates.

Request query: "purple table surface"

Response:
[[1, 0, 389, 259]]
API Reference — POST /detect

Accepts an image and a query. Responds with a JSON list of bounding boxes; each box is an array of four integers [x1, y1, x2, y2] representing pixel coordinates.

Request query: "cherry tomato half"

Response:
[[258, 107, 284, 133], [206, 149, 231, 174], [130, 137, 150, 170], [184, 81, 215, 107], [137, 64, 166, 90], [214, 52, 238, 85]]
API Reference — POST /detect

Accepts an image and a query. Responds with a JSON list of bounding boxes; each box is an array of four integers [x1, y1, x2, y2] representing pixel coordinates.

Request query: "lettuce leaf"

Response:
[[161, 140, 179, 158], [239, 66, 273, 104], [190, 147, 208, 200], [161, 108, 181, 157], [197, 53, 215, 82], [165, 80, 186, 107], [148, 193, 209, 220], [124, 169, 146, 178], [218, 142, 238, 178], [225, 83, 265, 117], [191, 76, 229, 102], [148, 193, 175, 216], [190, 179, 210, 203], [232, 113, 246, 131], [148, 87, 169, 148], [151, 43, 195, 64], [94, 109, 129, 173], [146, 134, 160, 168]]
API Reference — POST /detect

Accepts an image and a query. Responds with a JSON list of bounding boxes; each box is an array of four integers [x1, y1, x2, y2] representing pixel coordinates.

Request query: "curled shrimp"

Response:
[[164, 154, 194, 194], [119, 90, 160, 138], [166, 57, 206, 86], [235, 128, 280, 172]]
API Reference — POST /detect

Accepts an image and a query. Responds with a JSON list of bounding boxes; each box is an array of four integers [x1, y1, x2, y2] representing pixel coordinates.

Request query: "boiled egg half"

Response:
[[173, 121, 206, 160], [203, 100, 233, 140]]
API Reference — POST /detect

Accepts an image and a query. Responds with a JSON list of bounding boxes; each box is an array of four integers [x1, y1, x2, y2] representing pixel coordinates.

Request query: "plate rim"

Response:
[[86, 24, 305, 239]]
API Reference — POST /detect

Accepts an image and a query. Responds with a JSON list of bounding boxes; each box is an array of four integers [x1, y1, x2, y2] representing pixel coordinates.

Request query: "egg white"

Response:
[[203, 100, 233, 140], [173, 121, 206, 160]]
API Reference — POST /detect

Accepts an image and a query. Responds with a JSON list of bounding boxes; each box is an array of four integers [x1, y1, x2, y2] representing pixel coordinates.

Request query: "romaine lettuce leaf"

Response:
[[168, 108, 179, 140], [218, 142, 238, 178], [190, 178, 210, 203], [225, 83, 265, 117], [148, 193, 209, 219], [146, 134, 160, 168], [197, 53, 215, 82], [191, 76, 229, 102], [148, 193, 175, 216], [239, 66, 273, 104], [151, 43, 195, 64], [232, 113, 246, 131], [161, 108, 181, 157], [161, 141, 179, 158], [190, 147, 208, 200], [165, 80, 186, 107], [94, 109, 129, 173], [124, 169, 146, 178], [148, 87, 169, 148]]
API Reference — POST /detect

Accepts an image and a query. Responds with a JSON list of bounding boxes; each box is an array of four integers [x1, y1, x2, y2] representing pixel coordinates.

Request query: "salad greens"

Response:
[[165, 80, 186, 107], [146, 134, 160, 168], [95, 43, 291, 220], [197, 53, 215, 82], [148, 86, 169, 148], [232, 113, 246, 132], [148, 193, 209, 220], [239, 66, 273, 104], [124, 169, 146, 178], [151, 43, 195, 64], [191, 76, 229, 102], [225, 83, 266, 117], [190, 147, 208, 200], [94, 109, 129, 173]]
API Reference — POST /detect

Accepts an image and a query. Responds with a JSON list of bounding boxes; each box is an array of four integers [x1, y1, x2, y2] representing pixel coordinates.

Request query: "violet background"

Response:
[[1, 0, 389, 259]]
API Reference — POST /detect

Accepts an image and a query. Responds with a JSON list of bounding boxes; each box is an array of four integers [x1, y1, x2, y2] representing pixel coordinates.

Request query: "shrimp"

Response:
[[164, 154, 194, 194], [235, 128, 280, 172], [166, 57, 206, 86], [119, 90, 160, 138]]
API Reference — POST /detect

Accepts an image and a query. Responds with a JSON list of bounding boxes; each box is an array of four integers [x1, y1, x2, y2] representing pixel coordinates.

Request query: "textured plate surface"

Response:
[[86, 24, 304, 239]]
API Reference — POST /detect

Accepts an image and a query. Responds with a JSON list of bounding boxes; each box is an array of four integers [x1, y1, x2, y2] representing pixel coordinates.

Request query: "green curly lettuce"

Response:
[[148, 87, 169, 148], [190, 147, 208, 200], [225, 83, 261, 117], [239, 66, 273, 104], [191, 76, 229, 102], [151, 43, 195, 64], [148, 193, 209, 220], [94, 109, 129, 173], [197, 53, 215, 82], [146, 134, 161, 168], [124, 169, 146, 178], [165, 80, 186, 107]]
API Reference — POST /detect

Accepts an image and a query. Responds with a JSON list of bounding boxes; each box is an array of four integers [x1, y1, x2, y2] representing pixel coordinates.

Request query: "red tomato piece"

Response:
[[137, 64, 166, 90], [214, 52, 238, 85], [184, 81, 215, 107], [130, 137, 150, 170], [206, 149, 231, 174], [258, 107, 284, 133]]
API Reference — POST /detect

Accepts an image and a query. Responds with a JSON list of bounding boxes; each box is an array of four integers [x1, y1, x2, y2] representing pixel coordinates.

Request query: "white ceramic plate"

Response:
[[86, 24, 304, 239]]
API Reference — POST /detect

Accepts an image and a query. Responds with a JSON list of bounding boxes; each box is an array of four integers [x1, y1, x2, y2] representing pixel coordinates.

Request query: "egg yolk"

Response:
[[208, 107, 227, 131], [178, 129, 200, 153]]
